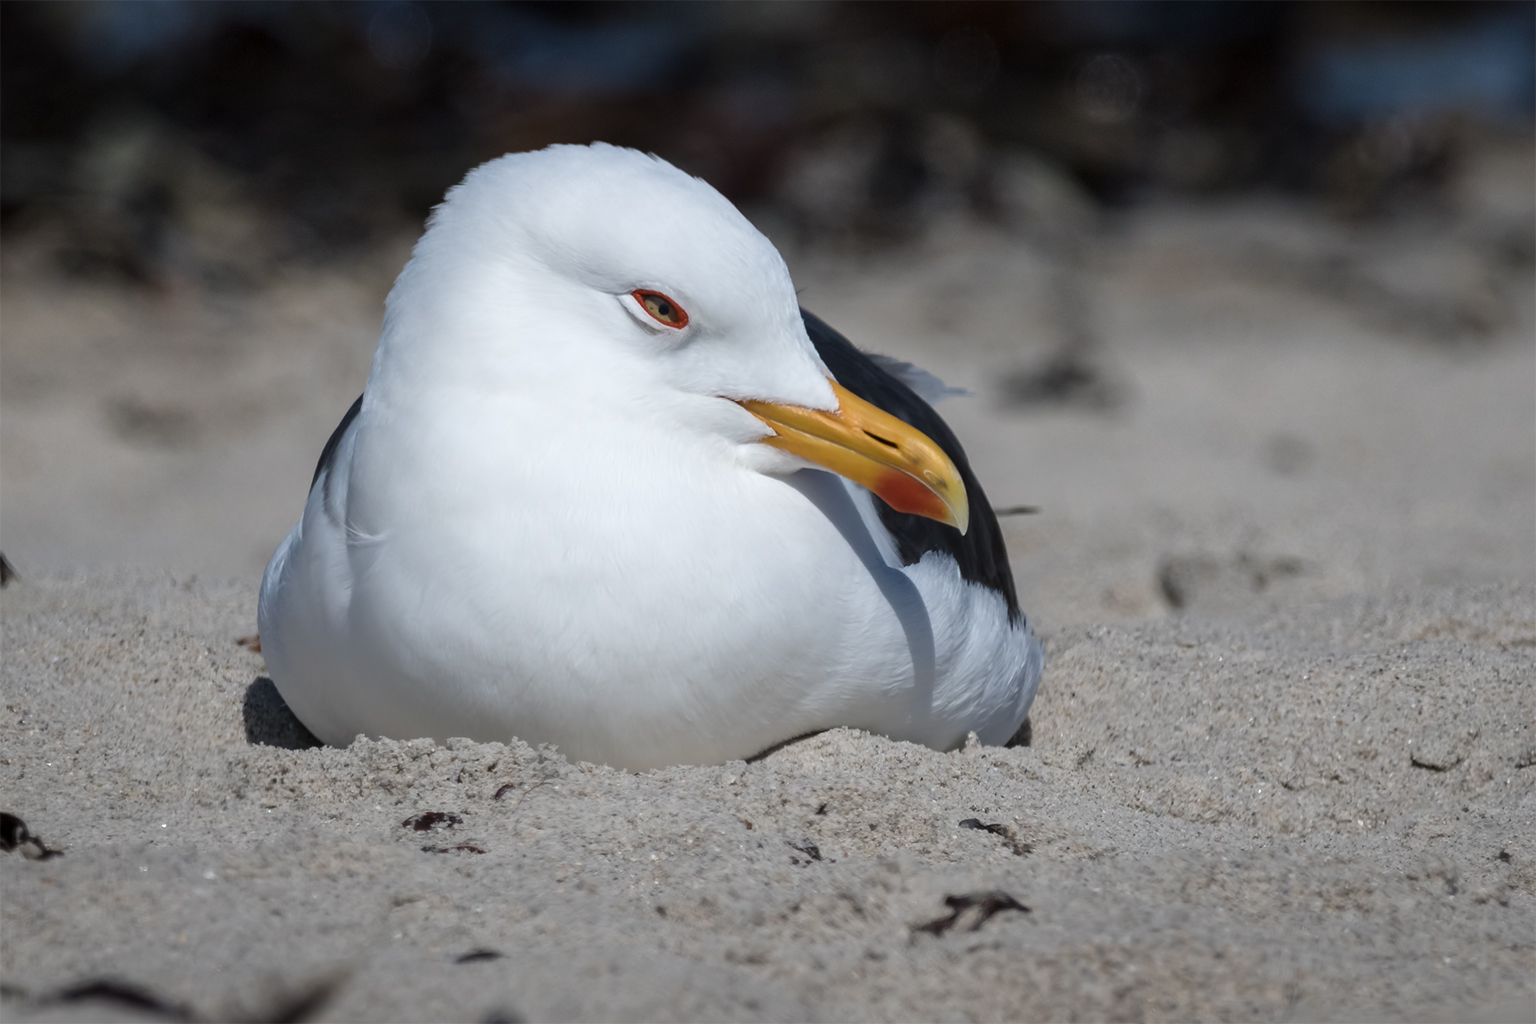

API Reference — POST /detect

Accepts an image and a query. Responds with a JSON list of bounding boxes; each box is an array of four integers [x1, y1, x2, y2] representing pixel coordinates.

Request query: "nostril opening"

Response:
[[864, 431, 899, 449]]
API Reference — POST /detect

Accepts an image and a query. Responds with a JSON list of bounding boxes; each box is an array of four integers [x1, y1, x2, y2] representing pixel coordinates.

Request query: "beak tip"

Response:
[[951, 503, 970, 536]]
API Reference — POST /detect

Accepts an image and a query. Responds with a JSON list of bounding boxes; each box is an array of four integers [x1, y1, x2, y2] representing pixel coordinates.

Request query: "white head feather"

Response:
[[368, 144, 836, 443]]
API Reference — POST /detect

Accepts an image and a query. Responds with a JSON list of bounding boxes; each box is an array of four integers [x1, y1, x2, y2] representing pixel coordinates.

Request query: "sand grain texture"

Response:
[[3, 573, 1533, 1022]]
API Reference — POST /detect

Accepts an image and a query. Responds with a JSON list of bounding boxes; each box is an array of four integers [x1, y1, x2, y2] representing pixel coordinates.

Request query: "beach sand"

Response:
[[3, 159, 1534, 1020]]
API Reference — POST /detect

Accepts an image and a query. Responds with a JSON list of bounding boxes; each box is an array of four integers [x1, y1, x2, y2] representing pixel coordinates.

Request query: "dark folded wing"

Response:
[[311, 394, 363, 490], [801, 309, 1021, 624]]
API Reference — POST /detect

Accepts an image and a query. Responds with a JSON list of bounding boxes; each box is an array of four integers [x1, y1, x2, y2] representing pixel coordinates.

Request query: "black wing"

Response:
[[311, 394, 363, 490], [801, 310, 1022, 624]]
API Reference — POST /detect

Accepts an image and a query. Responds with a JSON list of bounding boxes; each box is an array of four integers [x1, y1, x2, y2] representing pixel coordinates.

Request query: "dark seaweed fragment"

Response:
[[914, 891, 1031, 936]]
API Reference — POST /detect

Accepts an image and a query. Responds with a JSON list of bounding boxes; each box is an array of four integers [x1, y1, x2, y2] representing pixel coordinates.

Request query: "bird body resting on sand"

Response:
[[258, 144, 1042, 771]]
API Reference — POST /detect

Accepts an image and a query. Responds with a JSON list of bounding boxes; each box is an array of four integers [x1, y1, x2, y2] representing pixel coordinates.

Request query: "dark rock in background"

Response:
[[4, 2, 1530, 280]]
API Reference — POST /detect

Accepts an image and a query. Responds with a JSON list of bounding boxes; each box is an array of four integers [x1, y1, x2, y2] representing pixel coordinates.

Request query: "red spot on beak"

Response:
[[875, 469, 949, 522]]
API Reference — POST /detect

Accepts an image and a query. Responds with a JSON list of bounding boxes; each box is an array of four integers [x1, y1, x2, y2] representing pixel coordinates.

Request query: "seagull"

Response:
[[258, 144, 1042, 771]]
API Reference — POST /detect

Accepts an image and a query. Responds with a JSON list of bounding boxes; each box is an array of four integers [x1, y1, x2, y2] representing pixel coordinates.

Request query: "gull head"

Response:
[[372, 143, 967, 532]]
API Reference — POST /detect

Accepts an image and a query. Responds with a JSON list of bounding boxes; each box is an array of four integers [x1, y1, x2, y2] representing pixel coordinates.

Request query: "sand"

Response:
[[3, 147, 1534, 1021], [3, 572, 1532, 1022]]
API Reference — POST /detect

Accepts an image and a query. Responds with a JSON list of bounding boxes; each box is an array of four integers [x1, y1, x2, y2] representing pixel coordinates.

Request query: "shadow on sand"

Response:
[[242, 677, 322, 750]]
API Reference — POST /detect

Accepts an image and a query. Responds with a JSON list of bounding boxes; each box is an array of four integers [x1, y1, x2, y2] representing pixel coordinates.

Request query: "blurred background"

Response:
[[2, 1, 1532, 626]]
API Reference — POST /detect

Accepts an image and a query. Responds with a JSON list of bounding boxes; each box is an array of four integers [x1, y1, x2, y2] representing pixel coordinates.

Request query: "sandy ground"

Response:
[[2, 139, 1534, 1021]]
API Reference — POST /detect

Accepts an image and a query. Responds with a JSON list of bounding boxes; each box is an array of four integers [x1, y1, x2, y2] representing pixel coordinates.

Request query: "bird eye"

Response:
[[633, 289, 688, 328]]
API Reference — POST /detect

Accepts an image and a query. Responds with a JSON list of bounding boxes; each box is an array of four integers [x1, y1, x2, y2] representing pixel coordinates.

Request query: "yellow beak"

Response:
[[739, 380, 970, 534]]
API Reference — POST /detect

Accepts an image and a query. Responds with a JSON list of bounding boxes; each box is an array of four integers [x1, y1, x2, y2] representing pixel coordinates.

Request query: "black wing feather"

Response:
[[311, 394, 363, 489], [801, 310, 1021, 624]]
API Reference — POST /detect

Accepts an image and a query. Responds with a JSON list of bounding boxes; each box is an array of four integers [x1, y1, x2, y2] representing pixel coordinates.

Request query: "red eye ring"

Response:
[[632, 289, 688, 329]]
